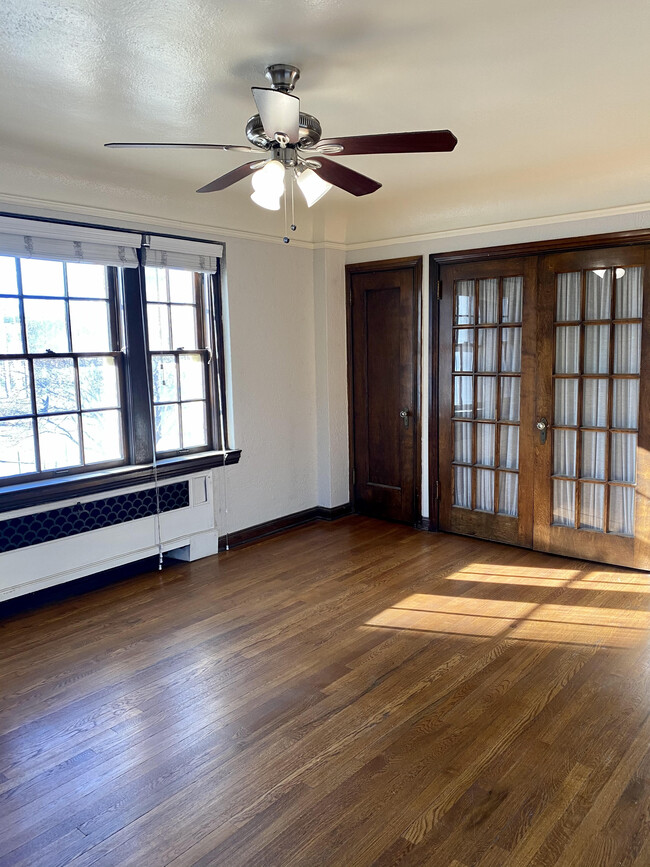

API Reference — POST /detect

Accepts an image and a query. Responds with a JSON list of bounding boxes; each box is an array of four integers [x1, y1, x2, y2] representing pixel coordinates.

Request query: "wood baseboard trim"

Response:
[[315, 503, 355, 522], [220, 503, 354, 550]]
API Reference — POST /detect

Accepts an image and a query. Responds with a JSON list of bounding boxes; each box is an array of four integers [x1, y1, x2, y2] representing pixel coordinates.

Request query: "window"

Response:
[[0, 217, 237, 509], [0, 257, 125, 478], [145, 268, 212, 454]]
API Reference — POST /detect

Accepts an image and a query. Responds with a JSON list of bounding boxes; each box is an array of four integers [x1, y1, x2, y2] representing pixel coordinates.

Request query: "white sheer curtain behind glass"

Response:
[[551, 266, 642, 536], [452, 275, 522, 517]]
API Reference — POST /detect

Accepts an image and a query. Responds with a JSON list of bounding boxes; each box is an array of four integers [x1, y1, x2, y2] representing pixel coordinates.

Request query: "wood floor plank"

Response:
[[1, 517, 650, 866]]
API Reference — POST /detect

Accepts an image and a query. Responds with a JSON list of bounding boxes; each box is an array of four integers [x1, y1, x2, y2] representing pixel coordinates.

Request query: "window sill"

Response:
[[0, 449, 242, 515]]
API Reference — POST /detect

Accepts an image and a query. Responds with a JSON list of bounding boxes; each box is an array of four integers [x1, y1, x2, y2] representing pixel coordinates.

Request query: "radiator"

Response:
[[0, 473, 218, 601]]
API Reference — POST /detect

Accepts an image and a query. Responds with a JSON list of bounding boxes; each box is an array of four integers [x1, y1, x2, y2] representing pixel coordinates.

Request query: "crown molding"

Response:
[[344, 201, 650, 251], [0, 191, 316, 249], [311, 240, 347, 251], [1, 190, 649, 254]]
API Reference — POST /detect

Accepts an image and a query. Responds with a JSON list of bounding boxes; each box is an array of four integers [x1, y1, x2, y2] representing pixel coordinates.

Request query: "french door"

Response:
[[438, 257, 537, 547], [534, 247, 650, 569], [438, 245, 650, 570]]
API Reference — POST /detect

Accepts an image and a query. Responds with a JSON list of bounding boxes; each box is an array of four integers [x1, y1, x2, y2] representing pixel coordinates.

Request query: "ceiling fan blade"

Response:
[[196, 161, 262, 193], [314, 157, 381, 197], [251, 87, 300, 142], [315, 130, 458, 155], [105, 142, 259, 152]]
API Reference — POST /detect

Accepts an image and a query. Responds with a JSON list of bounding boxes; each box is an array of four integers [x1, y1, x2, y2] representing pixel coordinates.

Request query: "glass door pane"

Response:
[[438, 256, 535, 548]]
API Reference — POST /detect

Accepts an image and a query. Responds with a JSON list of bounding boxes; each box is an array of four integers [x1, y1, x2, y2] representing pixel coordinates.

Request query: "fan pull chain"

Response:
[[283, 186, 288, 243], [282, 172, 297, 244]]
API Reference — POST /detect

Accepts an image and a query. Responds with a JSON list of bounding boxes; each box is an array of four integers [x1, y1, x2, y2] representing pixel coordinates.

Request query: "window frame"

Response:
[[0, 217, 240, 513], [145, 270, 216, 458]]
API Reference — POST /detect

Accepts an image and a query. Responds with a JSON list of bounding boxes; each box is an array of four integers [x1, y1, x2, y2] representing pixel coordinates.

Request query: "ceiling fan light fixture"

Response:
[[296, 167, 332, 207]]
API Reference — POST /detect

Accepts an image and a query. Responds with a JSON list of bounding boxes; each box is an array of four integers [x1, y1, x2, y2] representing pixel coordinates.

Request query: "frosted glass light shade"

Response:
[[252, 160, 285, 194], [297, 168, 332, 207], [250, 190, 281, 210], [250, 160, 285, 209]]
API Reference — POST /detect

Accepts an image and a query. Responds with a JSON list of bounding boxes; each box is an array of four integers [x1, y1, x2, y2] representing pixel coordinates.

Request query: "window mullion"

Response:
[[121, 266, 154, 464]]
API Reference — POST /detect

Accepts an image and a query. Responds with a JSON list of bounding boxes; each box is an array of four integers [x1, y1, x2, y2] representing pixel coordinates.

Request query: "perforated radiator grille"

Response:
[[0, 482, 189, 554]]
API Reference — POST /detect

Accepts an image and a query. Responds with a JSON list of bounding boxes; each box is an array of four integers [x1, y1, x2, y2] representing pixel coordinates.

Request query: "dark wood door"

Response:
[[438, 257, 537, 546], [533, 246, 650, 570], [348, 259, 421, 523], [436, 244, 650, 570]]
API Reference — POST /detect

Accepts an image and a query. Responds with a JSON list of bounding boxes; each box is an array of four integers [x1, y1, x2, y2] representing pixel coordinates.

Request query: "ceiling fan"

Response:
[[105, 64, 457, 224]]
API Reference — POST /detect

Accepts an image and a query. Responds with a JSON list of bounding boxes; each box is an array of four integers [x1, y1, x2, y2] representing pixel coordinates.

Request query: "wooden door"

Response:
[[348, 259, 420, 524], [438, 257, 537, 546], [533, 246, 650, 570]]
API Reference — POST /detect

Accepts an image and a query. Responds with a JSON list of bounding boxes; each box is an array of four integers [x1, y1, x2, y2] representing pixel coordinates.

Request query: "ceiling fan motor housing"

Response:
[[265, 64, 300, 92], [246, 112, 322, 149]]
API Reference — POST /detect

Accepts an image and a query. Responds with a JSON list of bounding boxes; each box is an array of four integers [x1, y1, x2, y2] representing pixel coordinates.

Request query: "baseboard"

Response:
[[314, 503, 354, 522], [220, 503, 353, 550]]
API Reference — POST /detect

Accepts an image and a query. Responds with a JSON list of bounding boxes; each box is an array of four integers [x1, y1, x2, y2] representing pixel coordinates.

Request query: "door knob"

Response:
[[400, 408, 410, 429], [536, 417, 548, 444]]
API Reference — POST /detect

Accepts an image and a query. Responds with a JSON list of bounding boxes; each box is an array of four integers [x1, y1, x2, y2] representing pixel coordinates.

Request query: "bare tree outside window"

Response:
[[0, 257, 124, 478]]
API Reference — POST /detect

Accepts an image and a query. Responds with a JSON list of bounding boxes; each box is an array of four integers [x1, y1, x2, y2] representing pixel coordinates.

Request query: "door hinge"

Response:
[[435, 480, 440, 500], [352, 468, 356, 485], [437, 280, 442, 300]]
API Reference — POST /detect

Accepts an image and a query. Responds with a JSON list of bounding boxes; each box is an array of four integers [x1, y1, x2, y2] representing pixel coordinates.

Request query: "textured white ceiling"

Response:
[[0, 0, 649, 244]]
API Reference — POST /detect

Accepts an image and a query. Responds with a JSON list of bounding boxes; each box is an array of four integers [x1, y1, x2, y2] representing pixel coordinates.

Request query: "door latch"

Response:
[[399, 408, 410, 429], [536, 417, 548, 445]]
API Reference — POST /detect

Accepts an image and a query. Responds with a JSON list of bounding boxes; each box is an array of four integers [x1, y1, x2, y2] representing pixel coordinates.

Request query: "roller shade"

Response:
[[141, 234, 223, 273], [0, 217, 140, 267]]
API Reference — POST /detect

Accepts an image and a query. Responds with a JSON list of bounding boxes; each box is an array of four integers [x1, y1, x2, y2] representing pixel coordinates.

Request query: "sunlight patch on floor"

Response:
[[365, 564, 650, 648], [453, 566, 650, 594]]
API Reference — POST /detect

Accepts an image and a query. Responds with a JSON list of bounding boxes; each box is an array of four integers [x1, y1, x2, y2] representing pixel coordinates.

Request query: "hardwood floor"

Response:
[[1, 516, 650, 866]]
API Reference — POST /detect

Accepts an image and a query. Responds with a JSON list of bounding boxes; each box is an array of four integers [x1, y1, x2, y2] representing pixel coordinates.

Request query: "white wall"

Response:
[[216, 236, 319, 535], [313, 247, 349, 509], [345, 206, 650, 519]]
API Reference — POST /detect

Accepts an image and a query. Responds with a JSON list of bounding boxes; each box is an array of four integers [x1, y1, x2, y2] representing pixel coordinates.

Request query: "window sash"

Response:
[[144, 270, 218, 457], [0, 261, 128, 482]]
